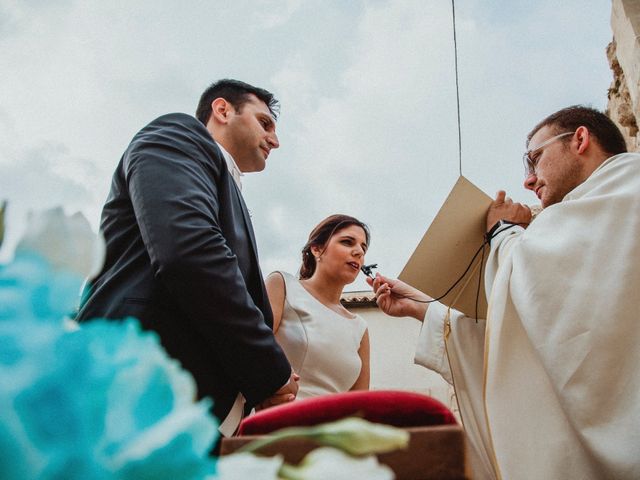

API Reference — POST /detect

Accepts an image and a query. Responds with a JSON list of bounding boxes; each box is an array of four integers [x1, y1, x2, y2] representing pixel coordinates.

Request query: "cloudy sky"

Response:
[[0, 0, 614, 290]]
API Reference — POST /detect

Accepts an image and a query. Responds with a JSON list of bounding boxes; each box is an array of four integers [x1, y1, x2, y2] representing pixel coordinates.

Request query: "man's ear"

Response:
[[211, 98, 233, 124], [575, 126, 590, 154]]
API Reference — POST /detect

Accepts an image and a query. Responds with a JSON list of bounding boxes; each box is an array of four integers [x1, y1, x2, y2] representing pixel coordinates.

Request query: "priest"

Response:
[[370, 106, 640, 479]]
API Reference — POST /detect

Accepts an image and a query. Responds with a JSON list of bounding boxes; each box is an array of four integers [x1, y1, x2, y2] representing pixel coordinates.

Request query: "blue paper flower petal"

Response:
[[0, 250, 218, 480]]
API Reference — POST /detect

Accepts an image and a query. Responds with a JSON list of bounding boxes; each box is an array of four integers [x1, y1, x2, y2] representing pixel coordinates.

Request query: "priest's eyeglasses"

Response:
[[522, 131, 575, 177]]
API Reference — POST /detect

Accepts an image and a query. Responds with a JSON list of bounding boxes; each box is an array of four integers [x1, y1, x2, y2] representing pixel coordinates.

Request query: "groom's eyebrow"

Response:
[[258, 112, 275, 128]]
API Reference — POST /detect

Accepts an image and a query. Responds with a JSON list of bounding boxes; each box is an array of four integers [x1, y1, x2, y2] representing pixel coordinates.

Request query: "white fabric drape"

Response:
[[416, 153, 640, 479]]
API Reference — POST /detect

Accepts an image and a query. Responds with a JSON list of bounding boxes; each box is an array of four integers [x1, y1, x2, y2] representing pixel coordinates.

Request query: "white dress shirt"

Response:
[[215, 142, 247, 436], [216, 142, 243, 190]]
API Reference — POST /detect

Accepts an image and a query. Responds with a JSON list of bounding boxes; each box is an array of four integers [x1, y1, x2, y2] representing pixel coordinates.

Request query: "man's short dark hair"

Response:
[[195, 79, 280, 125], [527, 105, 627, 157]]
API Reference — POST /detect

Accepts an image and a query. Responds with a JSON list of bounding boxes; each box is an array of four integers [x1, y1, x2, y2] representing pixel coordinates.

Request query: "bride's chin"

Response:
[[345, 273, 359, 284]]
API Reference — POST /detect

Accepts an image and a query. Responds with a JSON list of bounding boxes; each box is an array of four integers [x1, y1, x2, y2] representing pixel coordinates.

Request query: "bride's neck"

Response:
[[300, 274, 344, 305]]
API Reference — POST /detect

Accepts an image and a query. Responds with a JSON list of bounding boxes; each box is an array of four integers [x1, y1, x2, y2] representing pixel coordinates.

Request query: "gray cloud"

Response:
[[0, 141, 98, 260]]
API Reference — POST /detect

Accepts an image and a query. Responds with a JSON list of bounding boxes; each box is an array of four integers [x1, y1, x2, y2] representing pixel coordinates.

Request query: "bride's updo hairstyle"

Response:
[[299, 214, 370, 280]]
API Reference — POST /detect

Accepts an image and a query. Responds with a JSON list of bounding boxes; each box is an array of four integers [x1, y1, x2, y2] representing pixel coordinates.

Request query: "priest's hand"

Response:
[[367, 273, 431, 321], [486, 190, 532, 231]]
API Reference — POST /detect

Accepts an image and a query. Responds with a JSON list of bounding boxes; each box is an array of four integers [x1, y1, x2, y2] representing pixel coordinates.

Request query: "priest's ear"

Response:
[[575, 126, 590, 154]]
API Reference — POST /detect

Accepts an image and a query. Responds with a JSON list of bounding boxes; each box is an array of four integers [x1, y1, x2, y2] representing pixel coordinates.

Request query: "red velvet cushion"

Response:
[[238, 390, 456, 435]]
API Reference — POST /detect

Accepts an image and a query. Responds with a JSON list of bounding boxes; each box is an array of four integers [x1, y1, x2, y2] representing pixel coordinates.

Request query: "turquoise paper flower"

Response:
[[0, 317, 218, 479], [0, 208, 218, 479], [0, 206, 105, 327], [0, 251, 83, 326]]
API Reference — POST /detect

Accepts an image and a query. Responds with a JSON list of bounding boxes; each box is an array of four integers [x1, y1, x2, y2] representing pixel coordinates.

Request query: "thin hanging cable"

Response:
[[475, 242, 486, 322], [451, 0, 462, 176]]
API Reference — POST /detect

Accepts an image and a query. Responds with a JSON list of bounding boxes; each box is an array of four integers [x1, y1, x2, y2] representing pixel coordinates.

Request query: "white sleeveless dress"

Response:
[[274, 271, 368, 399]]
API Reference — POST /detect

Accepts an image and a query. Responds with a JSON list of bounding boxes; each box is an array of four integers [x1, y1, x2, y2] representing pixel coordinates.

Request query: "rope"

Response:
[[451, 0, 462, 176]]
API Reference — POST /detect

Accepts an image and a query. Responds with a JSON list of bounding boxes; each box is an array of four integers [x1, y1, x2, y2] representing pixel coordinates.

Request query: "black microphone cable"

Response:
[[366, 222, 525, 319]]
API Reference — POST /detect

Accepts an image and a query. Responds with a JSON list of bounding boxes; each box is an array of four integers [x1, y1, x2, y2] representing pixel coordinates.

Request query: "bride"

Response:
[[265, 214, 371, 399]]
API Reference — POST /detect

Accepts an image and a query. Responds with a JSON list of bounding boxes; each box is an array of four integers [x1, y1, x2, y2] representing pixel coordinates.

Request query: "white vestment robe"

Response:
[[415, 153, 640, 479]]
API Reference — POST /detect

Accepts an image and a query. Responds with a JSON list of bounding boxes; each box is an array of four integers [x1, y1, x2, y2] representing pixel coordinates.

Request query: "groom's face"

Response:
[[225, 94, 280, 173]]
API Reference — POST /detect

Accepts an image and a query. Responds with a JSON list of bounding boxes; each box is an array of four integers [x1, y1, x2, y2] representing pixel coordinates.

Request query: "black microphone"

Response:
[[360, 263, 378, 278]]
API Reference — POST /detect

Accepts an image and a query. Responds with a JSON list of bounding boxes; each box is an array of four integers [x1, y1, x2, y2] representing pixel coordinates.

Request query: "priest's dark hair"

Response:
[[195, 79, 280, 125], [300, 214, 370, 280], [527, 105, 627, 157]]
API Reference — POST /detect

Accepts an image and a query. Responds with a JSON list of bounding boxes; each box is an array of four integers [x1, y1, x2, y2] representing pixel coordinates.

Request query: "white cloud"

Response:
[[250, 1, 467, 281], [252, 0, 303, 29], [0, 0, 615, 289]]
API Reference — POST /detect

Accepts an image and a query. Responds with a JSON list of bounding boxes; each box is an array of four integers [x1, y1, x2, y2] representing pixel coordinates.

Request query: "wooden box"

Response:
[[220, 425, 469, 480]]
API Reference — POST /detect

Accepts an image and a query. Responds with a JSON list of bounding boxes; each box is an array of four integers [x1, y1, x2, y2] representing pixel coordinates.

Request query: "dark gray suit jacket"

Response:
[[77, 113, 291, 420]]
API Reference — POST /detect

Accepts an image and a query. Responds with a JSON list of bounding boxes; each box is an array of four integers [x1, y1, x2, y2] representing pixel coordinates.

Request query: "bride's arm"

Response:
[[350, 330, 370, 391], [265, 272, 286, 333]]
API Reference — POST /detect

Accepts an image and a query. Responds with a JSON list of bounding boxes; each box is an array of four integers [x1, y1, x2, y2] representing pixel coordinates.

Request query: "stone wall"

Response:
[[607, 0, 640, 151]]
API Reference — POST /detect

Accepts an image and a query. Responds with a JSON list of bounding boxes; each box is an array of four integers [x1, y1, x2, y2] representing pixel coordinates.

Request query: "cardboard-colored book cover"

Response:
[[399, 176, 492, 319]]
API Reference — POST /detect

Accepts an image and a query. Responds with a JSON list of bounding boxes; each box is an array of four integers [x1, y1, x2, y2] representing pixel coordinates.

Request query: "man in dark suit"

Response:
[[77, 79, 297, 432]]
